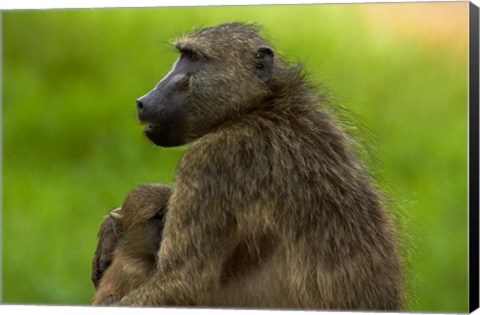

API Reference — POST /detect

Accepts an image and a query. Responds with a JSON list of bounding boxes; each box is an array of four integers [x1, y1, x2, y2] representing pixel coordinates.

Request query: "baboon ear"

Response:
[[254, 46, 274, 82], [109, 211, 123, 221], [109, 211, 126, 228]]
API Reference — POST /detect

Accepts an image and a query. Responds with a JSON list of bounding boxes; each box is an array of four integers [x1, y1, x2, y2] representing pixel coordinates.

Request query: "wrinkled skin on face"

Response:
[[136, 23, 275, 147]]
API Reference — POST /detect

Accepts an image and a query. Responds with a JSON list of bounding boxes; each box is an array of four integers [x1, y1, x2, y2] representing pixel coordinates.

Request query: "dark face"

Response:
[[136, 24, 275, 147], [136, 50, 206, 147]]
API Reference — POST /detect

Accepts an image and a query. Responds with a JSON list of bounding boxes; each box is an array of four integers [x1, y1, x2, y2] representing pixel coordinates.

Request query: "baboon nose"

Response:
[[136, 99, 144, 110]]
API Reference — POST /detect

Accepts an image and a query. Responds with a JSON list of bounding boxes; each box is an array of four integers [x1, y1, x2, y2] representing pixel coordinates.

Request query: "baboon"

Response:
[[92, 184, 170, 305], [91, 209, 121, 290], [94, 22, 403, 309]]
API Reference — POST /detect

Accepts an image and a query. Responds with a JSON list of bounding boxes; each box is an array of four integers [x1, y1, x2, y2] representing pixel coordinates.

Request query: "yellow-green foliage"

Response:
[[2, 3, 468, 311]]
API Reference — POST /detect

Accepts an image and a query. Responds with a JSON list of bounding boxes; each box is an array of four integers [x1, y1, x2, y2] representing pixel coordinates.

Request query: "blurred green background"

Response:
[[1, 2, 469, 311]]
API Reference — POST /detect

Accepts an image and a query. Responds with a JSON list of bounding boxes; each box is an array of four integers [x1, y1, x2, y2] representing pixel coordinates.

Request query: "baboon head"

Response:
[[136, 22, 275, 147]]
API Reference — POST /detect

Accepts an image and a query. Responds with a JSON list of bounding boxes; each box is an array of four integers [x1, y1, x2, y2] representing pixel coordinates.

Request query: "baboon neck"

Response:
[[263, 68, 322, 113]]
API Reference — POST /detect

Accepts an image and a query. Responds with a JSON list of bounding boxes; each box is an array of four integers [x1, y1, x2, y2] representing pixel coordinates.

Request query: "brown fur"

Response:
[[92, 184, 170, 305], [91, 208, 122, 290], [97, 23, 403, 310]]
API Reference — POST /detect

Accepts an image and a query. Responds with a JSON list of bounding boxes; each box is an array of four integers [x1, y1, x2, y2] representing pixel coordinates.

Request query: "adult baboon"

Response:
[[92, 184, 170, 305], [94, 22, 403, 309]]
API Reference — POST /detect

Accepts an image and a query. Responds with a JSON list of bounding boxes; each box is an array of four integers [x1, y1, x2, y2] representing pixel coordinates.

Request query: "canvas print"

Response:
[[1, 2, 474, 312]]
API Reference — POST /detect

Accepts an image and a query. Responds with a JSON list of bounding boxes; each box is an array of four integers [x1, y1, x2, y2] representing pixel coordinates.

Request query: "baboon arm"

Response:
[[118, 192, 237, 305], [117, 138, 243, 306], [117, 193, 237, 305]]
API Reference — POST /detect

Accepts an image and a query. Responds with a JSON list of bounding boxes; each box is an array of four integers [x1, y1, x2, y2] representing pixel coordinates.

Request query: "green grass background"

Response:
[[2, 3, 469, 311]]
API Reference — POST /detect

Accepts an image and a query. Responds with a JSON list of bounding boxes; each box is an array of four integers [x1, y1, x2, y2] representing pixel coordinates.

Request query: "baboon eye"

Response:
[[181, 51, 200, 62], [190, 53, 199, 62]]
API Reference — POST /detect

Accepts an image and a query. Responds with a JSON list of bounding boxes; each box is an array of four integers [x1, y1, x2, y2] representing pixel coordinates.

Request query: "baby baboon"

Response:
[[91, 208, 122, 290], [98, 22, 403, 309], [91, 184, 170, 305]]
